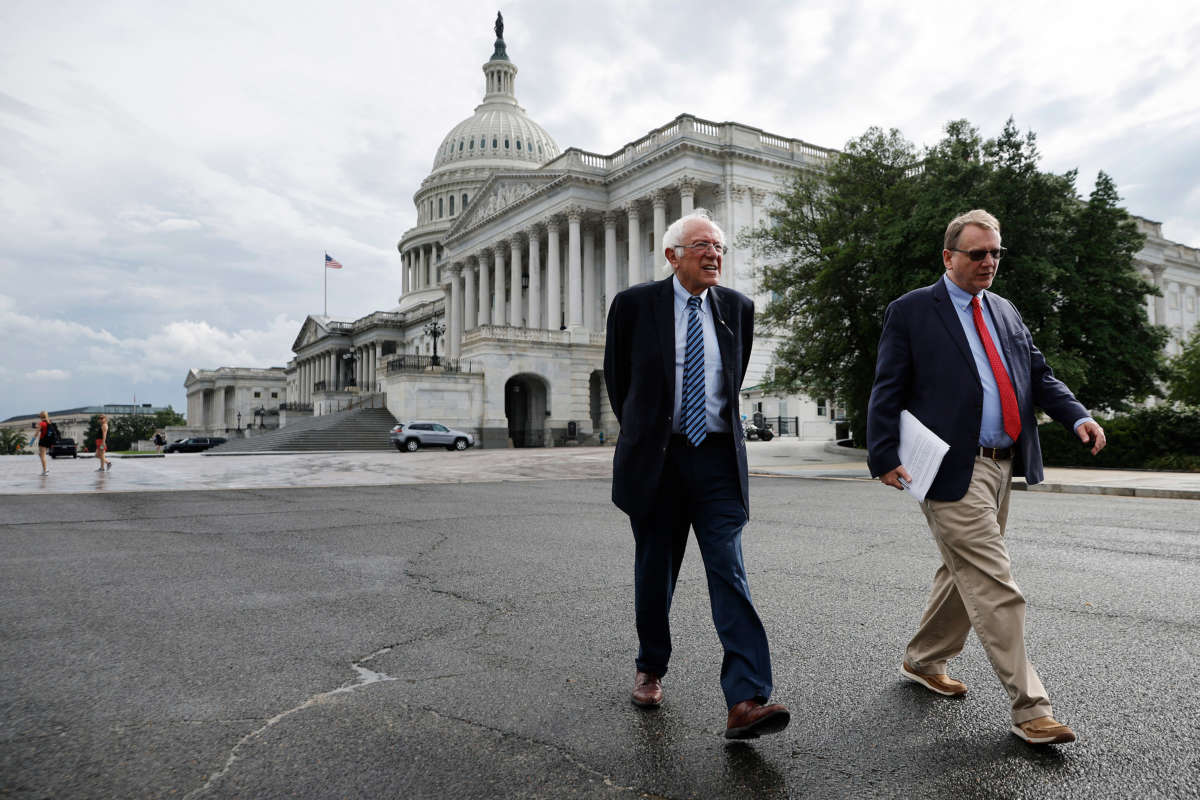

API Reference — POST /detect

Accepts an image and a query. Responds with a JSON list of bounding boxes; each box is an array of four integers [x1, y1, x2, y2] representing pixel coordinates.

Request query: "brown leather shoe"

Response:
[[1011, 716, 1077, 745], [900, 661, 968, 696], [724, 699, 790, 739], [631, 671, 663, 708]]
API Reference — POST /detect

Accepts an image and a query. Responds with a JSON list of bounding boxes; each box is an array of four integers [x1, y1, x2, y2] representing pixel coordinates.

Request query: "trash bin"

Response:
[[567, 421, 578, 440]]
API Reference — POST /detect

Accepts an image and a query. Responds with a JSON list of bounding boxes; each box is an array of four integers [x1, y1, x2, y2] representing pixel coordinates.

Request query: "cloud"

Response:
[[29, 369, 69, 381]]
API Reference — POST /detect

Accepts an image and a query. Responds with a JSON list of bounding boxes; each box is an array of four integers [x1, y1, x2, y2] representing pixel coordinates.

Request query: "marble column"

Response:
[[509, 236, 523, 327], [1150, 266, 1166, 325], [567, 208, 583, 329], [527, 225, 542, 330], [478, 249, 492, 326], [493, 243, 507, 326], [546, 219, 562, 331], [604, 211, 619, 321], [583, 221, 597, 330], [626, 202, 642, 287], [464, 258, 478, 331], [401, 251, 409, 296], [652, 190, 667, 277], [417, 247, 426, 289], [678, 177, 697, 216], [449, 264, 463, 359]]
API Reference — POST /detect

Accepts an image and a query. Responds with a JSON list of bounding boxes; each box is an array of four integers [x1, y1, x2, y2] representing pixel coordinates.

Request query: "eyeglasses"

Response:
[[949, 247, 1007, 262], [678, 241, 728, 255]]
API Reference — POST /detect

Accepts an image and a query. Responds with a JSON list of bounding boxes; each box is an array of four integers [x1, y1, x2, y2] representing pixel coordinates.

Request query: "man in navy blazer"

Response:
[[604, 210, 789, 740], [867, 209, 1106, 746]]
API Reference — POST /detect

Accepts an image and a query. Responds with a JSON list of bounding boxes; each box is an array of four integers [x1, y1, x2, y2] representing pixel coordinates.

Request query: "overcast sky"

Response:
[[2, 0, 1197, 422]]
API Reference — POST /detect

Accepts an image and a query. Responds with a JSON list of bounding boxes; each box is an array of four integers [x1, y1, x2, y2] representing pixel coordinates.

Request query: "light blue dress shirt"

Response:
[[671, 276, 729, 434], [942, 274, 1090, 446]]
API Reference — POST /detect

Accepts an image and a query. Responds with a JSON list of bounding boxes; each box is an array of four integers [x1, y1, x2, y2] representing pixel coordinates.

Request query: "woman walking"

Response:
[[35, 411, 50, 475], [96, 414, 110, 472]]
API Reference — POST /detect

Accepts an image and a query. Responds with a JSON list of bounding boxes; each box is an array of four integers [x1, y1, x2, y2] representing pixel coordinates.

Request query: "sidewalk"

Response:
[[746, 440, 1200, 501]]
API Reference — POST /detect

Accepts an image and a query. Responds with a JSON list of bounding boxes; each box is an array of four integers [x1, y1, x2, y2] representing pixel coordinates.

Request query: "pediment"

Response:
[[291, 316, 327, 353], [448, 172, 561, 237]]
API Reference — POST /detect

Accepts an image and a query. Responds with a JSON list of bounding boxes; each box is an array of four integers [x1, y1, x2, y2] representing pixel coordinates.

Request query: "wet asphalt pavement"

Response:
[[1, 455, 1198, 799]]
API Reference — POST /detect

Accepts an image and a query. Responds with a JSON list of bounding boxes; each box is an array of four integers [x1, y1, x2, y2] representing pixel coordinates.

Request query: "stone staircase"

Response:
[[207, 407, 399, 453]]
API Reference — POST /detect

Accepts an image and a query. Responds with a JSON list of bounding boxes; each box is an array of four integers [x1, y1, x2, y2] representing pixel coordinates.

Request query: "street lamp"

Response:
[[424, 317, 447, 366], [236, 411, 242, 431]]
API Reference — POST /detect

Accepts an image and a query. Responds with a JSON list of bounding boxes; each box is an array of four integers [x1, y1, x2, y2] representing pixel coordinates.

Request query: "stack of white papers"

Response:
[[897, 410, 950, 502]]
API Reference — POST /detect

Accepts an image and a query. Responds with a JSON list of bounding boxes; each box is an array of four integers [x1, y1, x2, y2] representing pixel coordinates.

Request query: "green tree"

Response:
[[748, 118, 1165, 443], [1166, 329, 1200, 405], [1055, 172, 1167, 410], [0, 428, 29, 455], [154, 406, 186, 427]]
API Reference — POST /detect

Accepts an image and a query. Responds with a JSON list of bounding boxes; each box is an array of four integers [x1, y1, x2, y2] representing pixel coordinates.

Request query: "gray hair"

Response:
[[944, 209, 1001, 250], [663, 208, 724, 251]]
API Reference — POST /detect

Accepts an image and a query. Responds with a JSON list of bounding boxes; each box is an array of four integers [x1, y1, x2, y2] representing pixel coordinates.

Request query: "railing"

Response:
[[278, 402, 313, 412], [313, 380, 327, 392], [541, 114, 837, 175], [385, 355, 474, 374], [352, 311, 407, 332]]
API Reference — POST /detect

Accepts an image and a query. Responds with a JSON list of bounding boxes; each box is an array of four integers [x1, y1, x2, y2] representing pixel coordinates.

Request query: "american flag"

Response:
[[325, 253, 344, 269]]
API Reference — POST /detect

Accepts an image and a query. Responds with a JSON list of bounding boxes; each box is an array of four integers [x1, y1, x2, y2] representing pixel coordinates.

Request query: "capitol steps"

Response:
[[207, 408, 399, 453]]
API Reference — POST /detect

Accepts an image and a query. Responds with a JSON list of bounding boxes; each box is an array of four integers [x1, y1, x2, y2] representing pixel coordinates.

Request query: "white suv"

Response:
[[390, 421, 475, 452]]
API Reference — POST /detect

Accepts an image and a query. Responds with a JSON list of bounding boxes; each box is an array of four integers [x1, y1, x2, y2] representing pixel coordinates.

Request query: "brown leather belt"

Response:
[[977, 446, 1014, 460]]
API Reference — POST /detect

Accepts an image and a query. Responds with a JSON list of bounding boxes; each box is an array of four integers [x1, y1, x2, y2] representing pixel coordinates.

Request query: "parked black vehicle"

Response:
[[743, 421, 774, 441], [49, 437, 78, 458], [163, 437, 227, 453]]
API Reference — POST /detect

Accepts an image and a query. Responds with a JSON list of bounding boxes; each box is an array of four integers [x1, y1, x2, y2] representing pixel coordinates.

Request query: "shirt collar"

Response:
[[942, 273, 986, 310], [672, 274, 708, 309]]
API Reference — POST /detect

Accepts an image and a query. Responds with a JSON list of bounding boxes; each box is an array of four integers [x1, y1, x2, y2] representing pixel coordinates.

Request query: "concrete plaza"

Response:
[[1, 445, 1197, 798]]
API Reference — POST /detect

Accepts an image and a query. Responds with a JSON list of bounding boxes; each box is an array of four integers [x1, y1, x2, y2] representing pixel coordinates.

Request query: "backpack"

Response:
[[43, 422, 60, 446]]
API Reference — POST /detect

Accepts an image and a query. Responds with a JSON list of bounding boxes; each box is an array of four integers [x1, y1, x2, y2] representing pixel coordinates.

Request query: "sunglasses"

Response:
[[949, 247, 1007, 262]]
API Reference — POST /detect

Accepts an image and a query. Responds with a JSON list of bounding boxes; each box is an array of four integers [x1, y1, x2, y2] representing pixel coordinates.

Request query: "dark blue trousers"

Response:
[[629, 437, 774, 709]]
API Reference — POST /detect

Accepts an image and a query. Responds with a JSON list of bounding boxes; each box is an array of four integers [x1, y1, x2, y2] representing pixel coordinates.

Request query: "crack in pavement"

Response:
[[418, 705, 646, 796], [181, 644, 399, 800]]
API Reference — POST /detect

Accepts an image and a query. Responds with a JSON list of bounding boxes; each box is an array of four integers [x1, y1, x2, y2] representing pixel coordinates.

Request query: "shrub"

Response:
[[1038, 405, 1200, 471]]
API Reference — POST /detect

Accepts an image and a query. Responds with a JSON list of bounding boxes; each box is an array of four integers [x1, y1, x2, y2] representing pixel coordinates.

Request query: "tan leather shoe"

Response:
[[1011, 716, 1077, 745], [900, 661, 968, 696], [724, 699, 790, 739], [631, 671, 663, 708]]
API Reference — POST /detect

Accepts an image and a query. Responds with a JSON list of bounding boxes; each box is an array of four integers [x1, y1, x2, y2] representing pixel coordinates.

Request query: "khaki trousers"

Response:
[[906, 456, 1053, 724]]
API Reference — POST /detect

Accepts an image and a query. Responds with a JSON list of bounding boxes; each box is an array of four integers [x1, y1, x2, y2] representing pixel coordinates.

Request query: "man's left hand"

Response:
[[1076, 420, 1106, 456]]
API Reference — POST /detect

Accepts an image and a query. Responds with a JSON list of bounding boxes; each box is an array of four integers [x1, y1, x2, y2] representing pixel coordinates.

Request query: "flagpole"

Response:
[[324, 254, 327, 316]]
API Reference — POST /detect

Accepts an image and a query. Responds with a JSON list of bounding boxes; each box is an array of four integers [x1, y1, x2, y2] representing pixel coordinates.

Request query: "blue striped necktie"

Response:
[[682, 295, 707, 446]]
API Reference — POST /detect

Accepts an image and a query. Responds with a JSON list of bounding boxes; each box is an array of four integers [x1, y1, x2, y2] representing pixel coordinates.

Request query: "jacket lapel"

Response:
[[932, 277, 980, 382], [653, 277, 676, 394], [709, 287, 737, 398]]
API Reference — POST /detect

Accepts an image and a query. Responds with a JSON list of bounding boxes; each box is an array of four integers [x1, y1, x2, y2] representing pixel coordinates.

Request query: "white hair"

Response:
[[662, 208, 724, 250]]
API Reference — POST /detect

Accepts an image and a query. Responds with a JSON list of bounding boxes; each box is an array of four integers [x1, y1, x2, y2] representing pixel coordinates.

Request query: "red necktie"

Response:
[[971, 295, 1021, 442]]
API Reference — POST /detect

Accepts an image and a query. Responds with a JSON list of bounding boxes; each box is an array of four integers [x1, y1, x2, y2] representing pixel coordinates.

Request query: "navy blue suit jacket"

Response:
[[604, 276, 754, 520], [867, 278, 1088, 502]]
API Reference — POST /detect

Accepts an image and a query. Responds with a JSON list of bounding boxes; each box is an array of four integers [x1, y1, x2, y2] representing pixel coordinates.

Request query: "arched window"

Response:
[[504, 138, 510, 149], [481, 137, 486, 149], [516, 139, 522, 150], [462, 193, 468, 208], [469, 139, 474, 150], [458, 140, 463, 151], [449, 195, 455, 215], [492, 137, 498, 148], [438, 197, 444, 218]]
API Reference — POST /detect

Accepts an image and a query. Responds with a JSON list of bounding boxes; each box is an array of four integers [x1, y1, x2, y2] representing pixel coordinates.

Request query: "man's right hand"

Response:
[[880, 465, 912, 491]]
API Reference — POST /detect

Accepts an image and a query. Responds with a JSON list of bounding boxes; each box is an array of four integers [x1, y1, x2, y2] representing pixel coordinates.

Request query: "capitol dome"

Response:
[[428, 17, 559, 177]]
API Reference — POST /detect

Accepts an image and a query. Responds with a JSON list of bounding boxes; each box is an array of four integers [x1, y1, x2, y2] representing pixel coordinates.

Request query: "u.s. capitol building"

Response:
[[190, 15, 1200, 446]]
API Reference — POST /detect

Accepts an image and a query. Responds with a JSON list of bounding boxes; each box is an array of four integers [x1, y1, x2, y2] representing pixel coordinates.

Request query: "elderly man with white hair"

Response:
[[603, 210, 790, 740]]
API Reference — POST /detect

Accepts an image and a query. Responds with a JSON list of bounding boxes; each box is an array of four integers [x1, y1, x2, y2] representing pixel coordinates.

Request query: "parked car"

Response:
[[390, 421, 475, 452], [49, 437, 78, 458], [163, 437, 227, 453], [743, 421, 774, 441]]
